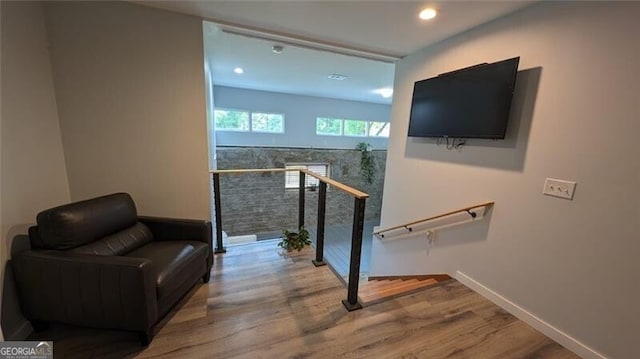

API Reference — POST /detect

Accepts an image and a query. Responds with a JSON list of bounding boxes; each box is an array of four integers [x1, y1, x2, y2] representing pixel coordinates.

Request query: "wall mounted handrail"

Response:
[[374, 201, 494, 238], [210, 167, 368, 311]]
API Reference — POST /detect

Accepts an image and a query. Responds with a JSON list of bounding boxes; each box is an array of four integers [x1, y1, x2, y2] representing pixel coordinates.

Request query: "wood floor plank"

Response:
[[28, 240, 580, 359], [358, 278, 439, 304], [358, 279, 403, 291]]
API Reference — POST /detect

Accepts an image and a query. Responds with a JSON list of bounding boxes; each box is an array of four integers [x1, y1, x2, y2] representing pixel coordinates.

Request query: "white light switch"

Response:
[[543, 178, 577, 200]]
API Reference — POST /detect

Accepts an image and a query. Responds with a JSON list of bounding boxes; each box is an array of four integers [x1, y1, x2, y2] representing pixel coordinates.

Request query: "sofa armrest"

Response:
[[12, 250, 158, 331], [139, 216, 213, 270], [138, 216, 212, 245]]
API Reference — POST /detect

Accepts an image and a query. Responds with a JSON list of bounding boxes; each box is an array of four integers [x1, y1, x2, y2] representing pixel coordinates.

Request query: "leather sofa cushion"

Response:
[[36, 193, 137, 250], [126, 241, 208, 300], [70, 222, 153, 256]]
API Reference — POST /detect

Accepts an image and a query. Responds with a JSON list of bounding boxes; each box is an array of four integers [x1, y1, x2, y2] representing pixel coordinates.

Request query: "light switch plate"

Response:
[[543, 178, 577, 200]]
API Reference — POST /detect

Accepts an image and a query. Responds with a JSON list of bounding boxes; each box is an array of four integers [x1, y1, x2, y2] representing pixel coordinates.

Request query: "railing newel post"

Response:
[[298, 171, 305, 230], [312, 181, 327, 267], [342, 196, 366, 311], [212, 172, 226, 254]]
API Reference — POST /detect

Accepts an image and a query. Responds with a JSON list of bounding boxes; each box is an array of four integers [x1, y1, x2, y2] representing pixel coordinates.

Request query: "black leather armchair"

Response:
[[12, 193, 213, 345]]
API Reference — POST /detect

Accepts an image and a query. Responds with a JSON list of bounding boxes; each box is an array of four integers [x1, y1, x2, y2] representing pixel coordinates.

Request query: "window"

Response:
[[285, 164, 329, 189], [251, 112, 284, 133], [214, 109, 250, 131], [316, 118, 342, 136], [316, 117, 390, 138], [344, 119, 368, 137], [214, 108, 285, 133], [368, 121, 390, 137]]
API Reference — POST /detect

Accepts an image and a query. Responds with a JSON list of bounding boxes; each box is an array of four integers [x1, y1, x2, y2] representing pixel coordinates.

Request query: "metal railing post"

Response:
[[342, 197, 366, 311], [212, 173, 226, 254], [298, 171, 305, 230], [312, 181, 327, 267]]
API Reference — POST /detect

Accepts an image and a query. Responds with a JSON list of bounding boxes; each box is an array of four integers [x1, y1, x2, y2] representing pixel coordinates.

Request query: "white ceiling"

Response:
[[135, 1, 534, 104], [203, 24, 396, 104]]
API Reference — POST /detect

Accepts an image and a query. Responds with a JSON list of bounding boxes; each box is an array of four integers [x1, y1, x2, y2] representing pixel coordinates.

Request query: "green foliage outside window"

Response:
[[252, 113, 284, 133], [344, 120, 367, 137], [214, 109, 249, 131], [213, 108, 389, 138], [316, 117, 389, 138], [316, 118, 342, 135]]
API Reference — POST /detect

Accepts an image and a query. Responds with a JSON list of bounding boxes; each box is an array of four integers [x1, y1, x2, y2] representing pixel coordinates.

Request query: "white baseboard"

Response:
[[455, 271, 606, 359]]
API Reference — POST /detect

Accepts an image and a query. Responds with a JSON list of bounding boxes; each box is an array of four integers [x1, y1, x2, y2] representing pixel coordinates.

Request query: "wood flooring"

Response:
[[29, 240, 579, 359], [358, 277, 441, 305]]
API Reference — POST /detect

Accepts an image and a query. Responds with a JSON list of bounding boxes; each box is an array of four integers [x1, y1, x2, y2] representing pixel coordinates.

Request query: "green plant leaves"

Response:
[[356, 142, 376, 185], [278, 227, 312, 252]]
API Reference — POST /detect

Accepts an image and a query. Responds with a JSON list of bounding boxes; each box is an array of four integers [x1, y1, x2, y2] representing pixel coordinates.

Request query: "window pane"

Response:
[[285, 164, 329, 189], [307, 165, 327, 177], [316, 118, 342, 136], [214, 109, 249, 131], [306, 165, 328, 187], [344, 119, 367, 137], [252, 112, 284, 133], [284, 165, 305, 189], [368, 121, 390, 137]]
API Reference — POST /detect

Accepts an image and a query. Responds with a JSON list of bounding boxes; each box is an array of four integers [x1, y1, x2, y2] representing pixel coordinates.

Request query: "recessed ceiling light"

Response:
[[233, 67, 244, 74], [272, 45, 284, 54], [375, 88, 394, 98], [419, 8, 437, 20], [328, 74, 348, 80]]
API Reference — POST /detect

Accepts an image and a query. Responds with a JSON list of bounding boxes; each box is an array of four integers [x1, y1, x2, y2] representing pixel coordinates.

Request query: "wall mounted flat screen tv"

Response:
[[408, 57, 520, 139]]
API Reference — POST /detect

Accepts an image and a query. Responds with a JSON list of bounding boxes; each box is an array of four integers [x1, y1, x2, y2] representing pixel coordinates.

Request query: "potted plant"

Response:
[[278, 227, 311, 252], [356, 142, 377, 185]]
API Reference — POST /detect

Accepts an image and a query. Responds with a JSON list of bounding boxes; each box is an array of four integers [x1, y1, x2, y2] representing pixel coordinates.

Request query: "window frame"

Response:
[[316, 117, 390, 138], [213, 108, 251, 132], [250, 112, 285, 134], [367, 121, 391, 138], [284, 163, 330, 190], [315, 117, 343, 136], [214, 107, 285, 134], [343, 119, 369, 137]]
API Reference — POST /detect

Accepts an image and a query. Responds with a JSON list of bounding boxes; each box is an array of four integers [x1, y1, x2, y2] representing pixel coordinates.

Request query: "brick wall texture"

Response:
[[215, 146, 386, 237]]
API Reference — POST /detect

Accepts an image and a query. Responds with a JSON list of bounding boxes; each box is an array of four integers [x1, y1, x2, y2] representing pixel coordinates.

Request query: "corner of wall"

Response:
[[1, 0, 73, 340]]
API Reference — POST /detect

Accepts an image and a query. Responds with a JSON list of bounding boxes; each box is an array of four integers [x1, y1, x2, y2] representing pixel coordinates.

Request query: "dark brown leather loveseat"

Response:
[[12, 193, 213, 345]]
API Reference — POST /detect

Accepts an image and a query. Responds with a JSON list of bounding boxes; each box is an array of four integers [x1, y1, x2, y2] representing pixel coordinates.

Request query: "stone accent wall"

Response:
[[216, 146, 386, 237]]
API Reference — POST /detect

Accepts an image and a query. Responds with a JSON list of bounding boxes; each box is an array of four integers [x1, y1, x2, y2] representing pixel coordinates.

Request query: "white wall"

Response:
[[213, 86, 391, 149], [373, 2, 639, 358], [45, 1, 210, 219], [0, 0, 4, 341], [204, 57, 217, 169], [203, 22, 217, 169], [0, 1, 3, 341], [0, 1, 71, 339]]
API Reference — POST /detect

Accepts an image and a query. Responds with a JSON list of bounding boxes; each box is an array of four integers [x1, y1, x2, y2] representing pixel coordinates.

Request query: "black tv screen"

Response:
[[408, 57, 520, 139]]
